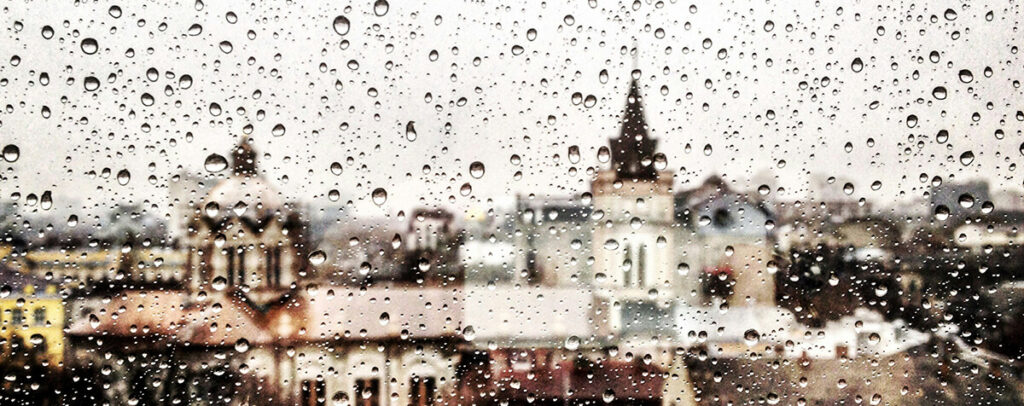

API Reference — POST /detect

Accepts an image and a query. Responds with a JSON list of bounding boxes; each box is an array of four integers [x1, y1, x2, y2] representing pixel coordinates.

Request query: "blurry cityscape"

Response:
[[1, 78, 1023, 406]]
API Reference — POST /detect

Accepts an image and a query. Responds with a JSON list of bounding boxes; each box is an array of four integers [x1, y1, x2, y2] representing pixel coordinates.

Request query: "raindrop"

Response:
[[958, 69, 973, 83], [80, 38, 98, 54], [211, 276, 228, 290], [373, 0, 389, 16], [379, 312, 390, 326], [959, 151, 974, 166], [602, 389, 615, 404], [333, 16, 350, 35], [405, 121, 417, 141], [851, 57, 864, 72], [219, 41, 233, 53], [204, 153, 228, 172], [958, 193, 975, 208], [2, 145, 19, 162], [116, 169, 131, 185], [234, 338, 250, 353], [308, 250, 327, 265], [743, 329, 760, 346], [934, 205, 950, 221], [568, 146, 581, 164], [469, 161, 485, 179], [564, 336, 580, 351], [932, 86, 947, 100], [272, 124, 286, 137], [371, 188, 388, 205], [204, 202, 220, 217], [83, 76, 100, 91]]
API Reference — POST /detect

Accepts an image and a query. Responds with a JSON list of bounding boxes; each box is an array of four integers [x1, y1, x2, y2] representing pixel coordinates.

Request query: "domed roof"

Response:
[[200, 139, 284, 219]]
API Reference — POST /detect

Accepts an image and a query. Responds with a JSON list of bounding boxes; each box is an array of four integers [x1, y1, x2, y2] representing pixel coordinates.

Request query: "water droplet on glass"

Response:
[[204, 202, 220, 217], [80, 38, 98, 54], [333, 16, 350, 35], [932, 86, 947, 100], [743, 329, 760, 346], [958, 69, 973, 83], [219, 41, 233, 53], [405, 121, 417, 141], [371, 188, 388, 205], [851, 57, 864, 72], [373, 0, 389, 16], [116, 169, 131, 185], [272, 124, 286, 137], [958, 193, 975, 208], [234, 338, 250, 353], [379, 312, 390, 326], [2, 145, 19, 162], [211, 276, 228, 290], [308, 250, 327, 266], [564, 336, 580, 351], [959, 151, 974, 166], [204, 153, 228, 172], [84, 76, 100, 91], [469, 161, 485, 179]]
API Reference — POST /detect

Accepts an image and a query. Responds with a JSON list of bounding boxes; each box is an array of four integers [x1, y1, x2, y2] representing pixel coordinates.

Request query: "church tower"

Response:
[[591, 79, 677, 305], [183, 138, 307, 304]]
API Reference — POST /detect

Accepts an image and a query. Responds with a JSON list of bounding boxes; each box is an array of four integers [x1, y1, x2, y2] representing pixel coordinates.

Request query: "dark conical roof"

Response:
[[232, 138, 257, 176], [609, 79, 658, 180]]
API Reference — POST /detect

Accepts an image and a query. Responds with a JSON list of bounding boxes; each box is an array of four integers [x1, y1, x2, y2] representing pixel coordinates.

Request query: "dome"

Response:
[[200, 138, 285, 219], [203, 175, 284, 218]]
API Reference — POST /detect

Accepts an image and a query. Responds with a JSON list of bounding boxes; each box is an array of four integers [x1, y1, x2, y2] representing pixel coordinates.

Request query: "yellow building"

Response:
[[0, 268, 64, 368]]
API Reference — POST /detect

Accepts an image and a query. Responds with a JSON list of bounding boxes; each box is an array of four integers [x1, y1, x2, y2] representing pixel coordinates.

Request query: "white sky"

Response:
[[0, 0, 1021, 220]]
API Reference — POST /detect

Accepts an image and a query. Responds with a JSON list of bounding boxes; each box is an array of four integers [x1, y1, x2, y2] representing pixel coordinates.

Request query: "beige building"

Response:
[[182, 139, 308, 304]]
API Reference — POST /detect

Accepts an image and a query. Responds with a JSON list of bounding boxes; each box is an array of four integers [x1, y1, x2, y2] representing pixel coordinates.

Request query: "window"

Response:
[[409, 376, 436, 406], [354, 379, 380, 406], [5, 2, 1023, 405], [301, 380, 326, 406], [33, 308, 45, 326]]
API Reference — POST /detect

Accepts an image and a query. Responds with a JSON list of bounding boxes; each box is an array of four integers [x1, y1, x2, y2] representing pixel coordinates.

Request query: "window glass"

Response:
[[1, 1, 1022, 405]]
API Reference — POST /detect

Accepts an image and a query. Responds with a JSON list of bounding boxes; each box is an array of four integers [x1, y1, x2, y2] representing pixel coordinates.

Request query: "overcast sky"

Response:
[[0, 0, 1021, 220]]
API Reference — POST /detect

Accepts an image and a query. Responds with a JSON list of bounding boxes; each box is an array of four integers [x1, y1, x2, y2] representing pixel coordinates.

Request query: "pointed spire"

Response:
[[231, 137, 257, 177], [608, 78, 658, 181]]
